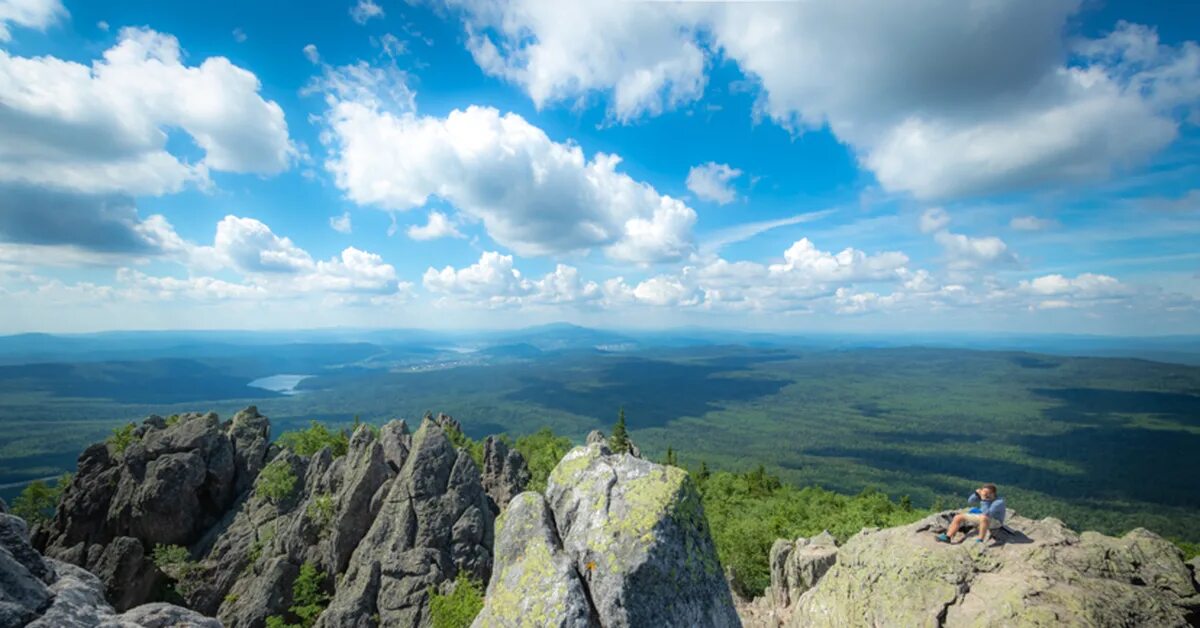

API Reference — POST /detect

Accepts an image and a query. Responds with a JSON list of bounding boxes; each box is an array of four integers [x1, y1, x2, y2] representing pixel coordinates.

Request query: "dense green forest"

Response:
[[2, 345, 1198, 549]]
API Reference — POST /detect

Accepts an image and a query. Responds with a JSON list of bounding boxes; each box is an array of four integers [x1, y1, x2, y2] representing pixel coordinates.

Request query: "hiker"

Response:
[[935, 483, 1006, 544]]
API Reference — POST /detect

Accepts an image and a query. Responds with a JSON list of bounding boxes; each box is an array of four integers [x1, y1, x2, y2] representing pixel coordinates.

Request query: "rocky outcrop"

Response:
[[480, 436, 531, 511], [474, 442, 740, 627], [317, 418, 494, 628], [768, 532, 837, 608], [35, 407, 272, 611], [748, 511, 1200, 627], [2, 512, 216, 628], [585, 429, 641, 458], [199, 422, 392, 627]]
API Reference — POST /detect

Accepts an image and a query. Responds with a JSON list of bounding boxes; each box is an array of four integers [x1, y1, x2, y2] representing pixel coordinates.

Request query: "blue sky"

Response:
[[0, 0, 1197, 334]]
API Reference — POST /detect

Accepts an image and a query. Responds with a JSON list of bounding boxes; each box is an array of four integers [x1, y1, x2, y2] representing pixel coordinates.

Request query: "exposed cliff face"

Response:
[[34, 407, 272, 611], [743, 511, 1200, 628], [317, 419, 494, 628], [474, 441, 741, 628], [2, 513, 217, 628]]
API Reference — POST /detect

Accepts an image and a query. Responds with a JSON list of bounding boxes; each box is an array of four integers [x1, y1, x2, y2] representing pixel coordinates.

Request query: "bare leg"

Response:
[[946, 513, 965, 539], [978, 516, 990, 542]]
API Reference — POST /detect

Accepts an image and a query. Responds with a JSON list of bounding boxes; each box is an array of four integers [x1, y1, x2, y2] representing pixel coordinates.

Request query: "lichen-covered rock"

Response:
[[481, 436, 531, 511], [540, 443, 739, 627], [36, 408, 272, 611], [317, 418, 494, 628], [785, 512, 1200, 627], [768, 532, 837, 608], [379, 419, 412, 473], [1, 513, 54, 627], [472, 492, 598, 628]]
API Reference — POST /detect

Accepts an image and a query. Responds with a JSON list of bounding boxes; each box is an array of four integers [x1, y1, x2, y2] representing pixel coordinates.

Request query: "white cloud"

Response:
[[407, 211, 463, 241], [232, 27, 247, 43], [330, 212, 353, 234], [443, 1, 1200, 200], [0, 0, 65, 41], [686, 162, 743, 204], [1010, 215, 1057, 231], [97, 20, 108, 32], [450, 0, 707, 122], [350, 0, 384, 24], [918, 207, 950, 233], [0, 27, 292, 196], [422, 251, 605, 308], [1018, 272, 1130, 306], [319, 97, 697, 262], [933, 230, 1014, 269], [303, 44, 321, 64], [632, 275, 701, 307]]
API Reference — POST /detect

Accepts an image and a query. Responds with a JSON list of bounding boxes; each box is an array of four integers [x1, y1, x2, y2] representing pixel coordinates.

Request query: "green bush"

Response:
[[265, 562, 329, 628], [306, 493, 335, 531], [1174, 539, 1199, 560], [106, 423, 138, 456], [152, 544, 201, 598], [429, 571, 484, 628], [700, 468, 929, 596], [256, 460, 297, 503], [514, 428, 572, 493], [10, 473, 70, 525], [441, 420, 485, 469], [278, 421, 349, 457]]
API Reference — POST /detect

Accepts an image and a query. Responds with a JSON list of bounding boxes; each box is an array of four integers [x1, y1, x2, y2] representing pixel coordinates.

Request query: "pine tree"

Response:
[[664, 446, 677, 467], [698, 461, 711, 484], [609, 408, 630, 454]]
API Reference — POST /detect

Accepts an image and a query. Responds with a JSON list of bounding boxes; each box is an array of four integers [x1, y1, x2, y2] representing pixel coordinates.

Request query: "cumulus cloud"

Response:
[[407, 211, 463, 241], [319, 90, 697, 262], [350, 0, 384, 24], [1017, 273, 1131, 309], [330, 212, 353, 234], [422, 251, 607, 308], [0, 0, 65, 41], [441, 1, 1200, 200], [0, 27, 293, 196], [918, 207, 951, 233], [1010, 215, 1057, 231], [686, 162, 743, 204], [449, 0, 707, 122], [0, 183, 186, 257], [934, 230, 1014, 269]]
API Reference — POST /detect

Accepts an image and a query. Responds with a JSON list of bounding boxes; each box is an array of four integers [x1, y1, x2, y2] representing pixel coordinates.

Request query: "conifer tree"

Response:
[[610, 407, 630, 454]]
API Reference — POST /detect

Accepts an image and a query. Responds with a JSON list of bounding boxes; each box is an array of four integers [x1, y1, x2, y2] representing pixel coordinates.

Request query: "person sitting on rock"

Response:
[[935, 483, 1005, 544]]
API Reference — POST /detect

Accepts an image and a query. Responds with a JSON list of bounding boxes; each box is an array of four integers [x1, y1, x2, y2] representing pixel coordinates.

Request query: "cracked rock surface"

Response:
[[473, 442, 739, 628]]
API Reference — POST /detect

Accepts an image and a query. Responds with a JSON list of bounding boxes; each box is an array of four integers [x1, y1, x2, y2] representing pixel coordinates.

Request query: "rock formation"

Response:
[[317, 418, 494, 627], [2, 512, 217, 628], [742, 511, 1200, 627], [768, 531, 837, 608], [474, 441, 740, 627], [480, 435, 531, 511], [34, 407, 271, 611]]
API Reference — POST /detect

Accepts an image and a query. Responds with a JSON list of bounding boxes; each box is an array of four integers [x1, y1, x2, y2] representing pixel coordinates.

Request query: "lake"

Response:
[[247, 374, 313, 395]]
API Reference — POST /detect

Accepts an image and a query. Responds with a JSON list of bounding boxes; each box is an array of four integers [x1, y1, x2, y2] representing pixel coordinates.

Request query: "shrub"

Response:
[[265, 562, 329, 628], [514, 428, 572, 493], [306, 493, 335, 531], [10, 473, 70, 525], [256, 460, 297, 503], [106, 423, 138, 456], [441, 421, 485, 469], [152, 544, 201, 598], [429, 572, 484, 628], [278, 421, 349, 458]]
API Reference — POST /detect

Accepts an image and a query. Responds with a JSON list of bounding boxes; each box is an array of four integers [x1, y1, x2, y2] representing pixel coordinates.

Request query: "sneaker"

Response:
[[935, 533, 951, 543]]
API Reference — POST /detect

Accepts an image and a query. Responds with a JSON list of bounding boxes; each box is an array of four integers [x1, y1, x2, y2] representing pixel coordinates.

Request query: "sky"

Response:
[[0, 0, 1198, 335]]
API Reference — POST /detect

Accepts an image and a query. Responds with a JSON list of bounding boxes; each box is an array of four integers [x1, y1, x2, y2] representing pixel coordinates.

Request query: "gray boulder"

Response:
[[379, 419, 412, 473], [0, 497, 6, 513], [782, 512, 1200, 627], [37, 408, 272, 611], [317, 418, 494, 628], [0, 519, 211, 628], [480, 436, 531, 511], [477, 442, 739, 627], [768, 532, 837, 608], [471, 492, 597, 627]]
